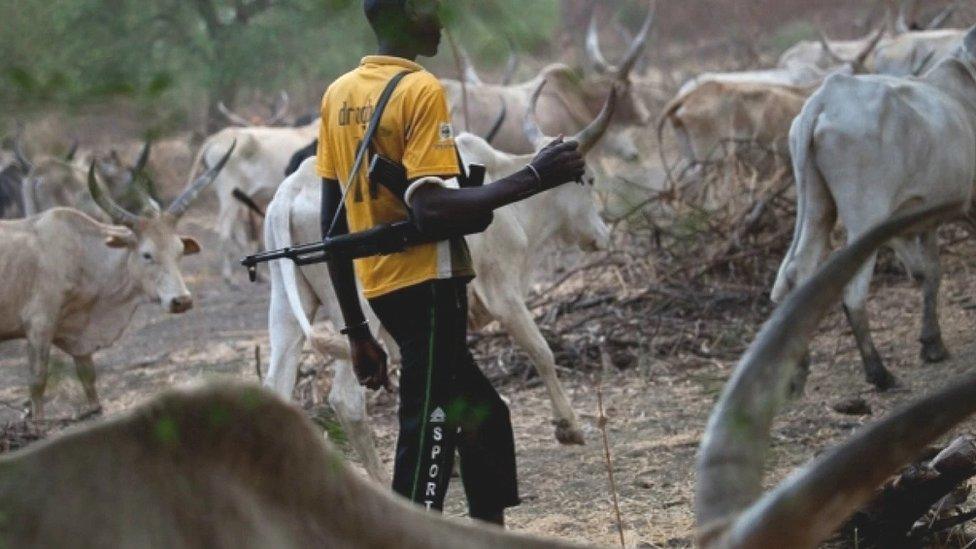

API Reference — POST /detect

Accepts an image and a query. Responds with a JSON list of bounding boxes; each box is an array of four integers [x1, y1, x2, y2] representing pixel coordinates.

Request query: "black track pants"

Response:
[[369, 278, 520, 518]]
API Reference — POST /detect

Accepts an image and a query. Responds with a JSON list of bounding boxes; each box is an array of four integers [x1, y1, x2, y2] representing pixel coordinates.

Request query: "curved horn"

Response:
[[572, 85, 618, 156], [444, 28, 472, 133], [522, 79, 547, 148], [696, 202, 963, 548], [13, 127, 33, 172], [217, 101, 251, 127], [266, 91, 290, 126], [132, 140, 151, 175], [615, 0, 657, 79], [484, 97, 507, 145], [852, 24, 886, 72], [585, 6, 612, 74], [457, 42, 484, 85], [927, 0, 964, 30], [817, 30, 846, 64], [501, 38, 520, 86], [896, 0, 916, 33], [167, 140, 236, 218], [64, 140, 79, 162], [87, 161, 142, 227]]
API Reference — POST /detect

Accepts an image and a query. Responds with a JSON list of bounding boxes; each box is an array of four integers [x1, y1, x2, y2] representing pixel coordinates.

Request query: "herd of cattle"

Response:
[[4, 0, 976, 546]]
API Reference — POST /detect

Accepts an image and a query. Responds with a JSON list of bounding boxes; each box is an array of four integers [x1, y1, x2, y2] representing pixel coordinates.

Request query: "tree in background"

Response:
[[0, 0, 557, 134]]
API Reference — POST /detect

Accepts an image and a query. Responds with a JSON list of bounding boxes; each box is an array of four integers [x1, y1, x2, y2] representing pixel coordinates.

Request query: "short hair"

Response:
[[364, 0, 408, 23]]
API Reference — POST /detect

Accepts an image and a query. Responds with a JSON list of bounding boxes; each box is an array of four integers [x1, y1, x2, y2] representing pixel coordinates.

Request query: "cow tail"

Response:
[[265, 169, 350, 360], [771, 96, 822, 302]]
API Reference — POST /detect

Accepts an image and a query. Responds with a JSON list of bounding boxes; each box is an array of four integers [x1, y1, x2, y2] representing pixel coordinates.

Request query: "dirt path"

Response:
[[1, 210, 975, 548]]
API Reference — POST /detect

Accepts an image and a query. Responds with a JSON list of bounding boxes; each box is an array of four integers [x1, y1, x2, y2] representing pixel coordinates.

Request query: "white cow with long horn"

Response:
[[261, 83, 618, 479], [0, 142, 235, 419], [772, 25, 976, 390]]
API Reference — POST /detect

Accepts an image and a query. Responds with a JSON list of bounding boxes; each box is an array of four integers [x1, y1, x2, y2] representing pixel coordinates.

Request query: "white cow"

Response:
[[441, 0, 654, 159], [0, 144, 234, 419], [190, 120, 319, 282], [771, 26, 976, 390], [261, 83, 616, 479]]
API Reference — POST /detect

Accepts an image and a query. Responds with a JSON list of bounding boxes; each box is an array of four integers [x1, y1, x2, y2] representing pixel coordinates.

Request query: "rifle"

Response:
[[241, 155, 487, 283]]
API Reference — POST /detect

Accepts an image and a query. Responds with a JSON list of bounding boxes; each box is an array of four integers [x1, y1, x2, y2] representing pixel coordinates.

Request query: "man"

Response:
[[317, 0, 587, 525]]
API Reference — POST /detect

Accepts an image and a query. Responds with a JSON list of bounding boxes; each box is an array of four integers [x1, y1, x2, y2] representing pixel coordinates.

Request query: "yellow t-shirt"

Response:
[[316, 55, 475, 299]]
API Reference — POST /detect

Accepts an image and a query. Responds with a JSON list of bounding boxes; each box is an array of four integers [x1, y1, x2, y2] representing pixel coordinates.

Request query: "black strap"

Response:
[[324, 69, 414, 238]]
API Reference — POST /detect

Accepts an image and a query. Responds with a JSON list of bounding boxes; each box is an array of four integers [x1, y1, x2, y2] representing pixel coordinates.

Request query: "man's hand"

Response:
[[349, 332, 391, 391], [528, 136, 586, 190]]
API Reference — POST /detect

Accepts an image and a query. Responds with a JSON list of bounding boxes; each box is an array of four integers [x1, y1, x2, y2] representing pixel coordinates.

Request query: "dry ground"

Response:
[[1, 202, 974, 548]]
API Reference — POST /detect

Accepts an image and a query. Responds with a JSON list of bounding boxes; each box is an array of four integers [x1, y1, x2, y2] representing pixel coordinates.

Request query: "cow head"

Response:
[[89, 141, 236, 314], [91, 140, 162, 214], [522, 79, 616, 252], [582, 0, 655, 130], [218, 92, 290, 128]]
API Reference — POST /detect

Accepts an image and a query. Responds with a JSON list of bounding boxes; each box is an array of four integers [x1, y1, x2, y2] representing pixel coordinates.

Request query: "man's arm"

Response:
[[408, 138, 585, 231], [321, 177, 389, 391]]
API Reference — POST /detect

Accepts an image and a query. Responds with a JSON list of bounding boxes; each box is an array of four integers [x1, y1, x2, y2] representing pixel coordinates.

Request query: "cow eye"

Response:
[[142, 252, 153, 262]]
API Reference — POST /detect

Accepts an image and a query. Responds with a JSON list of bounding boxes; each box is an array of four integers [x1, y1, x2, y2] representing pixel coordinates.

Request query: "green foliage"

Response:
[[0, 0, 558, 125]]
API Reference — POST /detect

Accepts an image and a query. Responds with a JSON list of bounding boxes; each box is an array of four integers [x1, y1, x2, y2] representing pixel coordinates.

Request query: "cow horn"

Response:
[[616, 0, 657, 79], [696, 202, 964, 548], [64, 140, 79, 162], [927, 0, 964, 30], [444, 28, 472, 133], [817, 30, 847, 64], [572, 85, 618, 156], [265, 91, 290, 126], [217, 101, 251, 127], [896, 0, 916, 33], [852, 24, 886, 72], [132, 139, 151, 175], [585, 6, 612, 75], [911, 49, 937, 76], [166, 140, 236, 218], [522, 79, 547, 148], [88, 161, 143, 228], [484, 97, 507, 145], [455, 40, 484, 86], [501, 38, 520, 86], [13, 126, 33, 172]]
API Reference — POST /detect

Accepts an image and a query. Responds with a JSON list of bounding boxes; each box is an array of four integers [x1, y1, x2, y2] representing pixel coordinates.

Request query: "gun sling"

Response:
[[242, 71, 488, 282]]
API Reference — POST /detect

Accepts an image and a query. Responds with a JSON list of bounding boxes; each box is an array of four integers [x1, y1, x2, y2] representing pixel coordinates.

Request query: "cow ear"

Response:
[[104, 234, 135, 248], [181, 236, 202, 255]]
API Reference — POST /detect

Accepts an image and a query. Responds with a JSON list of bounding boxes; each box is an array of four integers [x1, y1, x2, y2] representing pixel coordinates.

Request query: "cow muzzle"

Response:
[[169, 295, 194, 314]]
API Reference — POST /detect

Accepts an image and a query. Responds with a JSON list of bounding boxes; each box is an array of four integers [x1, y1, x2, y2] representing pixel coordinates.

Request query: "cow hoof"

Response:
[[866, 368, 900, 392], [921, 338, 949, 363], [553, 420, 585, 446], [76, 404, 103, 421]]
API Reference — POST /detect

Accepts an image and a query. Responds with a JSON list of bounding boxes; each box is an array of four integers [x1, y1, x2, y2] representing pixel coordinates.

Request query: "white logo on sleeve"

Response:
[[430, 407, 446, 423], [438, 122, 454, 141]]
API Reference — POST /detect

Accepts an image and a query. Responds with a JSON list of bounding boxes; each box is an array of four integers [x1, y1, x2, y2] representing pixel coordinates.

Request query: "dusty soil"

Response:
[[1, 199, 975, 548]]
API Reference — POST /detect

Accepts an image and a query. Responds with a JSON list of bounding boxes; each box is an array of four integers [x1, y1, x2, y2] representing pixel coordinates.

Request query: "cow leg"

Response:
[[25, 332, 52, 420], [484, 290, 583, 445], [264, 270, 316, 399], [841, 252, 898, 390], [216, 201, 244, 283], [328, 359, 386, 483], [917, 231, 948, 363], [889, 232, 948, 363], [72, 355, 102, 415]]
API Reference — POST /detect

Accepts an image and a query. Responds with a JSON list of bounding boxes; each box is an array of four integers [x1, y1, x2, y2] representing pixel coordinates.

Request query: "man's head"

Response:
[[364, 0, 443, 58]]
